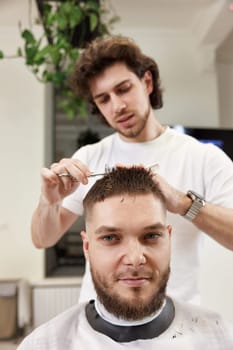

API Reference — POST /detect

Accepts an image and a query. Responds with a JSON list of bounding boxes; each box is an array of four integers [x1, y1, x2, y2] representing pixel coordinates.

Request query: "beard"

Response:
[[112, 104, 151, 140], [91, 265, 170, 321]]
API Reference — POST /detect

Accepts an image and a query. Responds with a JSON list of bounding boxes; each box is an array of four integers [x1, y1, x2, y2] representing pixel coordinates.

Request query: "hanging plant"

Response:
[[0, 0, 119, 119]]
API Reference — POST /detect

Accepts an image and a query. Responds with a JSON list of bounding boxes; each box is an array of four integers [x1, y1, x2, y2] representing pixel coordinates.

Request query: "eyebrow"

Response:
[[94, 226, 121, 235], [94, 223, 166, 235], [143, 224, 166, 232], [93, 79, 131, 100]]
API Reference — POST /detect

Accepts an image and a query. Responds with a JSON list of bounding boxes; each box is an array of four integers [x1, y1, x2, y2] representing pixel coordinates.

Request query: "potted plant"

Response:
[[0, 0, 119, 119]]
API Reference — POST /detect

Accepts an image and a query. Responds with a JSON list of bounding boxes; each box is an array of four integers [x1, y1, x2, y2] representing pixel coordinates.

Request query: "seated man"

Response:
[[18, 167, 233, 349]]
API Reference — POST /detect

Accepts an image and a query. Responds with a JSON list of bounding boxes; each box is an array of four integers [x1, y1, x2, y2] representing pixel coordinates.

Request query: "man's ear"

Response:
[[81, 230, 89, 261], [143, 70, 153, 94], [167, 225, 172, 239]]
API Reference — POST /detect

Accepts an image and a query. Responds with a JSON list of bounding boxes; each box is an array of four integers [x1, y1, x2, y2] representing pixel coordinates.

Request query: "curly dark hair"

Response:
[[70, 35, 163, 117]]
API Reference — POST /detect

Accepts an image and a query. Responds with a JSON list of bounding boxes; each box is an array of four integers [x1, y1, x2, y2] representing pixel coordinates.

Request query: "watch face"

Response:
[[187, 190, 204, 201]]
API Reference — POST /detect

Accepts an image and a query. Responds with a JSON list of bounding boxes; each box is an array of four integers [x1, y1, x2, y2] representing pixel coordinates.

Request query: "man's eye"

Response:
[[99, 97, 109, 105], [102, 235, 119, 241], [118, 85, 131, 94], [96, 95, 109, 105], [144, 233, 161, 241]]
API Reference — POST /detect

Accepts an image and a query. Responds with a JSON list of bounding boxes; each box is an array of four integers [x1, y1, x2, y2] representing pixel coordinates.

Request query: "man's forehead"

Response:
[[90, 63, 136, 95], [86, 193, 165, 221]]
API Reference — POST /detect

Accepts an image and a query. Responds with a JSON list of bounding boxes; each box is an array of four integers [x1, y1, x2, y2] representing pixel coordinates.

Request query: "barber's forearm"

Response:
[[31, 197, 64, 248], [162, 184, 233, 250], [166, 189, 233, 250], [192, 203, 233, 251], [153, 173, 233, 250]]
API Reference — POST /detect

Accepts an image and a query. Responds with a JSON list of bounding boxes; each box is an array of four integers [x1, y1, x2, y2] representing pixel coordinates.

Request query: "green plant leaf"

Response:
[[0, 50, 4, 59], [89, 13, 98, 32], [86, 1, 99, 12], [51, 71, 67, 86], [56, 11, 68, 31], [68, 48, 80, 61], [55, 33, 69, 47], [17, 47, 23, 57], [48, 46, 62, 66], [45, 12, 56, 26], [25, 46, 39, 64], [42, 3, 52, 17], [69, 7, 83, 28], [32, 45, 51, 65], [21, 29, 36, 44]]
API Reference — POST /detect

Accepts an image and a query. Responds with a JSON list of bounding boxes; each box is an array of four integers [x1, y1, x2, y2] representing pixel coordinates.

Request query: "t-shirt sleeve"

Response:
[[203, 143, 233, 207]]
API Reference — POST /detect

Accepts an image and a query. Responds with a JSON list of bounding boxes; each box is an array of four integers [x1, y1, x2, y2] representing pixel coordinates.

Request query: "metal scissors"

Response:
[[58, 163, 159, 180]]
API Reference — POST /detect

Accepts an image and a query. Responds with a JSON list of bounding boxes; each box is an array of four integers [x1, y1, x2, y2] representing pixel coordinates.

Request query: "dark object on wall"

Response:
[[172, 125, 233, 161], [76, 128, 100, 148]]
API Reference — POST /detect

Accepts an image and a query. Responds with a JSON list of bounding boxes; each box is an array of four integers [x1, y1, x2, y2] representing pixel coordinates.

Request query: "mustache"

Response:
[[116, 268, 154, 280], [115, 110, 133, 119]]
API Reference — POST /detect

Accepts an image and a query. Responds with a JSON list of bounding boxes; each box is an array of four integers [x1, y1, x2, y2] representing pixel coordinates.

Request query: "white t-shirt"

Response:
[[17, 299, 233, 350], [62, 127, 233, 304]]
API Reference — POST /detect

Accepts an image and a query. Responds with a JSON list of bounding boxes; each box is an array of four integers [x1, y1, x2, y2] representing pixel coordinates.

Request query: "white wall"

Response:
[[217, 62, 233, 127], [0, 26, 46, 281], [112, 27, 219, 128], [0, 12, 233, 323]]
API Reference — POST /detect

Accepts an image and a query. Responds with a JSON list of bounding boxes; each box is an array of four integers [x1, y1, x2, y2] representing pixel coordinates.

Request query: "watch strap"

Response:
[[184, 191, 206, 221]]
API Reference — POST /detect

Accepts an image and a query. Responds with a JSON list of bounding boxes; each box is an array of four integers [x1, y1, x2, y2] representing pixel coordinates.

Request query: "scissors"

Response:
[[58, 163, 159, 180]]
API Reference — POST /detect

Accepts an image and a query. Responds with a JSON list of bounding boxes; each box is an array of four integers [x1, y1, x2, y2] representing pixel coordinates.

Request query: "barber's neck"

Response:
[[119, 112, 165, 143]]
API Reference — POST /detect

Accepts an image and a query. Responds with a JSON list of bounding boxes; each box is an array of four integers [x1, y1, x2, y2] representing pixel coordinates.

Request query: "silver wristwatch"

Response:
[[184, 190, 206, 221]]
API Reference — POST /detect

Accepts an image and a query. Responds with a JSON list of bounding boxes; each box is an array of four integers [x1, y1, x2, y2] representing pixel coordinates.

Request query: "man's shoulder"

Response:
[[17, 303, 86, 349], [173, 298, 233, 337]]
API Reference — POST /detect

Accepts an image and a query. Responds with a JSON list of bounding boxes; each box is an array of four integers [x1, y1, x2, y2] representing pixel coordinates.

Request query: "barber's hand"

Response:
[[40, 158, 91, 205], [152, 173, 191, 215]]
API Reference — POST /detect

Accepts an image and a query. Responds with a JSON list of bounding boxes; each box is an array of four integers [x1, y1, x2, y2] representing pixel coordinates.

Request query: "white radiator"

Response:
[[33, 280, 81, 328]]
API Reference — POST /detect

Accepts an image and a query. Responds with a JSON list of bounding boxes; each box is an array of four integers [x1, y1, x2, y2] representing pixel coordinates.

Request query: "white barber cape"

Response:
[[18, 299, 233, 350]]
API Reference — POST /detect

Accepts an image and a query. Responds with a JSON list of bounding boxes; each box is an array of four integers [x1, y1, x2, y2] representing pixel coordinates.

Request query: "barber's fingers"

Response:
[[51, 158, 91, 185], [40, 167, 80, 204], [40, 167, 73, 193], [41, 167, 60, 185], [41, 161, 77, 190]]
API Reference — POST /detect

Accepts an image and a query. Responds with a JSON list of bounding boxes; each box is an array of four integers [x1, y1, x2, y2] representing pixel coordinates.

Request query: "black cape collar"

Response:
[[85, 296, 175, 343]]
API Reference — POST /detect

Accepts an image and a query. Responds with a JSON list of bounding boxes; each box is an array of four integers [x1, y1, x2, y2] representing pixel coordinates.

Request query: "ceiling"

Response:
[[0, 0, 232, 55]]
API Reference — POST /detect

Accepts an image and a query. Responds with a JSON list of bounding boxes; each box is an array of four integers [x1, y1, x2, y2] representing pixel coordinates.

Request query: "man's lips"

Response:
[[118, 277, 150, 287], [117, 275, 152, 287], [116, 114, 134, 124]]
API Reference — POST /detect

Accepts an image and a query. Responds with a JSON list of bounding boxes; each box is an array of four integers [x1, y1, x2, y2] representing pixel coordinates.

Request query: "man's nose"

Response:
[[122, 240, 146, 267], [111, 95, 126, 115]]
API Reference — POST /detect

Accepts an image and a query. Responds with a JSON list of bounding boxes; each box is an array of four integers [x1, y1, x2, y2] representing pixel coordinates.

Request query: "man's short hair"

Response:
[[83, 166, 166, 217], [70, 35, 163, 116]]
